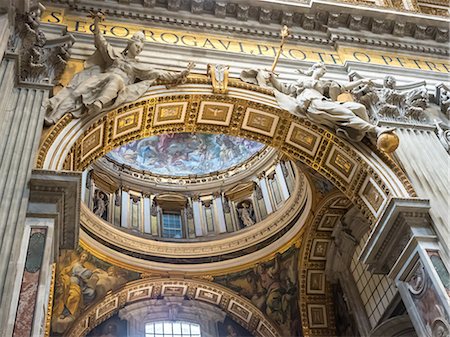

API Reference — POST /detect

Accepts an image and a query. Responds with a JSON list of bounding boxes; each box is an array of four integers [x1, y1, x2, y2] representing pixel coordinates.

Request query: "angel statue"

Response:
[[241, 62, 396, 143], [44, 12, 195, 125]]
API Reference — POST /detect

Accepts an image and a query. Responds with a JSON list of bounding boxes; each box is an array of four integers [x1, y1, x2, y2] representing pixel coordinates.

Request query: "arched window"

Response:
[[145, 321, 201, 337]]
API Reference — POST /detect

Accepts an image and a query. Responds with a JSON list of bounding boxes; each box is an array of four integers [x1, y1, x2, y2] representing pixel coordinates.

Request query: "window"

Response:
[[145, 322, 201, 337], [162, 213, 183, 238]]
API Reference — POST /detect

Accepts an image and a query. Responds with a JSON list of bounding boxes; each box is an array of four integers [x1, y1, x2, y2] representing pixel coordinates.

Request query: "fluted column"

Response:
[[392, 123, 450, 256], [192, 197, 203, 237], [212, 192, 227, 233], [275, 163, 290, 201], [121, 189, 130, 228], [0, 62, 54, 335], [258, 175, 273, 214]]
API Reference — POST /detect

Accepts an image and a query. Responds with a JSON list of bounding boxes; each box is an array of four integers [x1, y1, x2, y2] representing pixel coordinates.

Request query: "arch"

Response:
[[63, 277, 282, 337], [370, 315, 418, 337], [297, 191, 353, 336], [37, 78, 415, 224]]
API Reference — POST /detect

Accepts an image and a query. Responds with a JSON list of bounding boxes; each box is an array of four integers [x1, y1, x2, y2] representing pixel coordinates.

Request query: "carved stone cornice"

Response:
[[9, 5, 75, 85], [44, 0, 449, 45], [360, 198, 435, 274], [27, 169, 82, 251]]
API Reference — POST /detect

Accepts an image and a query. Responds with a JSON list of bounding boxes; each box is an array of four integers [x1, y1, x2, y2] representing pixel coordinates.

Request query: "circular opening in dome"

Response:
[[105, 133, 265, 177]]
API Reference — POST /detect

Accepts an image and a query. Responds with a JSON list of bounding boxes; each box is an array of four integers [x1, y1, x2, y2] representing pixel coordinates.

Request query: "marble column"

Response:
[[391, 123, 450, 257], [143, 195, 151, 234], [0, 61, 52, 334], [275, 163, 290, 201], [121, 189, 130, 228], [361, 198, 450, 337], [258, 176, 273, 214], [212, 193, 227, 234], [192, 198, 203, 237]]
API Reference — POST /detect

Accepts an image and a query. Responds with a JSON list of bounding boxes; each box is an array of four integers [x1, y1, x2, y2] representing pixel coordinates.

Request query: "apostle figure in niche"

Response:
[[238, 201, 255, 228], [93, 190, 108, 220], [44, 12, 194, 125], [241, 62, 395, 143]]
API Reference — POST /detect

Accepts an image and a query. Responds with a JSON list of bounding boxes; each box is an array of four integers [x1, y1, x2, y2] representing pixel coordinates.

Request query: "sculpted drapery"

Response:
[[45, 13, 193, 125], [241, 63, 395, 143]]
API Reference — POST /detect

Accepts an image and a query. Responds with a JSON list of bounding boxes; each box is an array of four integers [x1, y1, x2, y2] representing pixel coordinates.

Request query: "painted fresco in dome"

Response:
[[106, 133, 265, 176]]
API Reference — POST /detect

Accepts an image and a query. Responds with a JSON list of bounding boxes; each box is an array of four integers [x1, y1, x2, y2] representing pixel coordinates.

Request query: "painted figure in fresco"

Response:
[[241, 62, 395, 142], [44, 12, 194, 125], [52, 251, 131, 334]]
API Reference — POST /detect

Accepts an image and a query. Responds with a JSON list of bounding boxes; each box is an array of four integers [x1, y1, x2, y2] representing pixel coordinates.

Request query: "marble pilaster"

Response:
[[361, 198, 450, 337], [390, 123, 450, 257]]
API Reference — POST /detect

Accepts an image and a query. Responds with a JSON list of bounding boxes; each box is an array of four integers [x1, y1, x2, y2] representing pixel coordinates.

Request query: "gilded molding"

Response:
[[37, 77, 415, 222], [64, 277, 283, 337]]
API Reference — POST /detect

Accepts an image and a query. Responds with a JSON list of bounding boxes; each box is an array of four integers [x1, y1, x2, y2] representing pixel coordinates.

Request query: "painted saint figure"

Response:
[[44, 12, 194, 125], [241, 63, 395, 143]]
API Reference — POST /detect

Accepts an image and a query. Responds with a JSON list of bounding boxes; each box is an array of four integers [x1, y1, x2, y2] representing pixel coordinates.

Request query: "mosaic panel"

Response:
[[360, 177, 387, 216], [228, 299, 252, 323], [194, 287, 222, 305], [307, 304, 328, 328], [307, 270, 326, 295], [127, 286, 153, 302], [310, 239, 331, 261], [161, 284, 188, 297], [325, 146, 358, 183], [317, 214, 340, 232]]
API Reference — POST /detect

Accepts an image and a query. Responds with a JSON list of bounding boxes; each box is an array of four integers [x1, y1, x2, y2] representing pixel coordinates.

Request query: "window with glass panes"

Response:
[[145, 321, 201, 337], [162, 213, 183, 238]]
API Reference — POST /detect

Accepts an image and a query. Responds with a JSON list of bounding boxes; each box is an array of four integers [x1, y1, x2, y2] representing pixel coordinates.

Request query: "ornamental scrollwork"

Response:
[[352, 75, 429, 123], [11, 3, 75, 84]]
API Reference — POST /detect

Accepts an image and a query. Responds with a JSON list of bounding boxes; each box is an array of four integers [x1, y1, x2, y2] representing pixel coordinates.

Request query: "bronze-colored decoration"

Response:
[[377, 131, 400, 153], [208, 64, 230, 94], [337, 92, 354, 102]]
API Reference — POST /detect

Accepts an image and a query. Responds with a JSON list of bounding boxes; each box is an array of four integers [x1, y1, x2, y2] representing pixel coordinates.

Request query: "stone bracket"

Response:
[[360, 198, 434, 274]]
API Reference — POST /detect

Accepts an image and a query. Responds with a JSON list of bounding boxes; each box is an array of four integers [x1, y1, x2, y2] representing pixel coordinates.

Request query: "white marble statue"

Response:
[[44, 12, 194, 125], [241, 62, 395, 142], [238, 201, 255, 227]]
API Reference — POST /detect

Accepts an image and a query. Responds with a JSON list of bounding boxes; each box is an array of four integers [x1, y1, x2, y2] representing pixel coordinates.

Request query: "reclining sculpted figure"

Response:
[[45, 12, 194, 125], [241, 63, 395, 143]]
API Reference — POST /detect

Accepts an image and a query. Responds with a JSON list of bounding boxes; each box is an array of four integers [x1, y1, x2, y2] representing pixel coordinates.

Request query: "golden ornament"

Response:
[[377, 132, 399, 153]]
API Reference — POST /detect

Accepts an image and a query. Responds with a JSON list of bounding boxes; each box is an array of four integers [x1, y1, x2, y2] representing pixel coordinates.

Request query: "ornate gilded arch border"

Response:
[[64, 277, 282, 337], [298, 192, 353, 336], [37, 78, 415, 224]]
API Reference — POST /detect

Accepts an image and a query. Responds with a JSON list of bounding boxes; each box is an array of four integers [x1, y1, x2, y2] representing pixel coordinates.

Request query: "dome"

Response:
[[106, 133, 265, 177]]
